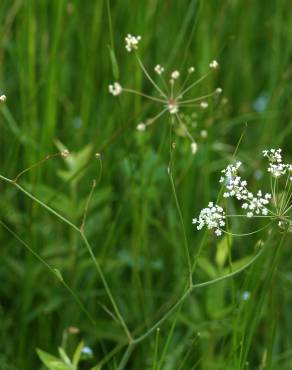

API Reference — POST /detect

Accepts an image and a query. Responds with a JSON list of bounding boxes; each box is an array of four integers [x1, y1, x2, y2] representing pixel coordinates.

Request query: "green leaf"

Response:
[[72, 341, 84, 368], [215, 235, 233, 269], [108, 46, 119, 80], [58, 347, 72, 367], [90, 366, 101, 370], [36, 348, 73, 370]]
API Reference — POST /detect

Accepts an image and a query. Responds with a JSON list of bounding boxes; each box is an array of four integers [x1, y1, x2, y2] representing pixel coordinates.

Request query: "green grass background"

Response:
[[0, 0, 292, 369]]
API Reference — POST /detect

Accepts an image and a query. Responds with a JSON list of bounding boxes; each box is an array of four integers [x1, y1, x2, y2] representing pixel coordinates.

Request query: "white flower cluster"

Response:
[[109, 82, 122, 96], [125, 34, 141, 52], [171, 70, 180, 80], [209, 60, 219, 69], [263, 148, 291, 179], [242, 191, 271, 217], [0, 94, 6, 102], [154, 64, 164, 75], [220, 161, 271, 217], [192, 202, 225, 236]]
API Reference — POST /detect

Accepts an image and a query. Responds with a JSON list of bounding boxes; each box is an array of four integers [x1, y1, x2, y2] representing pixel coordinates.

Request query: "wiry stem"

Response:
[[177, 72, 210, 98], [135, 53, 167, 99], [168, 124, 193, 287], [13, 152, 61, 182], [175, 112, 195, 142], [145, 108, 168, 127], [178, 90, 218, 104], [0, 174, 132, 341], [123, 88, 167, 103], [0, 220, 96, 326]]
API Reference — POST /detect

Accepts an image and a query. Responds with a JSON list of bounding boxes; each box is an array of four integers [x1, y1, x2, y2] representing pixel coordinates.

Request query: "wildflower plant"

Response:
[[193, 149, 292, 237], [109, 34, 223, 153]]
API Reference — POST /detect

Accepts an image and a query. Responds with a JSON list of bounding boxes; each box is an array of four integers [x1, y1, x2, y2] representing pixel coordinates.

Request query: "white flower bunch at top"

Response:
[[194, 149, 292, 237], [125, 34, 141, 52], [263, 148, 291, 178], [109, 34, 222, 154], [192, 202, 225, 236], [220, 161, 271, 217], [0, 94, 7, 102]]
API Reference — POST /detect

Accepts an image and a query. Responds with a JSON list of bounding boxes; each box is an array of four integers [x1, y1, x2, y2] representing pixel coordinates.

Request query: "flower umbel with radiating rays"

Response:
[[108, 34, 223, 153], [193, 149, 292, 237]]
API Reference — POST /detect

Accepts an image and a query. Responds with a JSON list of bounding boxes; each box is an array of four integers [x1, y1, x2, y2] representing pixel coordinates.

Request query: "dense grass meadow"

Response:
[[1, 0, 292, 369]]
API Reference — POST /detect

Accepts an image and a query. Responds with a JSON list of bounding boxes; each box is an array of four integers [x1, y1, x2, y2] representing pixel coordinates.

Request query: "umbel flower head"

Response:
[[109, 34, 223, 153], [193, 149, 292, 237]]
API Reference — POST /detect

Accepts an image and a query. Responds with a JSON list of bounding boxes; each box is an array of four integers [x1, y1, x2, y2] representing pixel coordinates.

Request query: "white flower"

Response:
[[0, 94, 7, 102], [262, 148, 282, 163], [209, 60, 219, 69], [136, 123, 146, 131], [109, 82, 122, 96], [263, 148, 291, 178], [167, 102, 178, 114], [215, 87, 223, 94], [154, 64, 164, 75], [268, 163, 287, 177], [171, 70, 180, 79], [220, 161, 271, 217], [188, 66, 195, 74], [191, 142, 198, 154], [125, 34, 141, 52], [193, 202, 225, 237], [200, 101, 208, 109]]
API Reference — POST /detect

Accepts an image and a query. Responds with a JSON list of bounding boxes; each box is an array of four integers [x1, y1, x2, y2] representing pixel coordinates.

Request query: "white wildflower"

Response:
[[188, 66, 195, 74], [215, 87, 223, 94], [221, 162, 271, 216], [109, 82, 122, 96], [154, 64, 164, 75], [136, 123, 146, 131], [171, 70, 180, 79], [209, 60, 219, 69], [200, 101, 208, 109], [262, 148, 282, 163], [263, 148, 291, 178], [167, 101, 178, 114], [193, 202, 225, 237], [125, 34, 141, 52]]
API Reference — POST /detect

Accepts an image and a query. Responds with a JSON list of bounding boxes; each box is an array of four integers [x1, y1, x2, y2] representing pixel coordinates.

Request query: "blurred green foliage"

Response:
[[0, 0, 292, 369]]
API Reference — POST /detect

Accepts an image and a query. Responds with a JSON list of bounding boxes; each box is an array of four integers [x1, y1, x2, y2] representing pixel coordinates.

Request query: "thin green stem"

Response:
[[123, 88, 167, 103], [177, 72, 210, 98], [135, 53, 167, 98], [168, 125, 193, 287], [0, 174, 132, 341], [0, 220, 96, 326], [178, 90, 217, 104]]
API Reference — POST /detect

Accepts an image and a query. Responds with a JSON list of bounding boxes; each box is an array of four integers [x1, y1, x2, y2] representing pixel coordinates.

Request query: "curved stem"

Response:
[[0, 220, 96, 326], [0, 174, 132, 341]]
